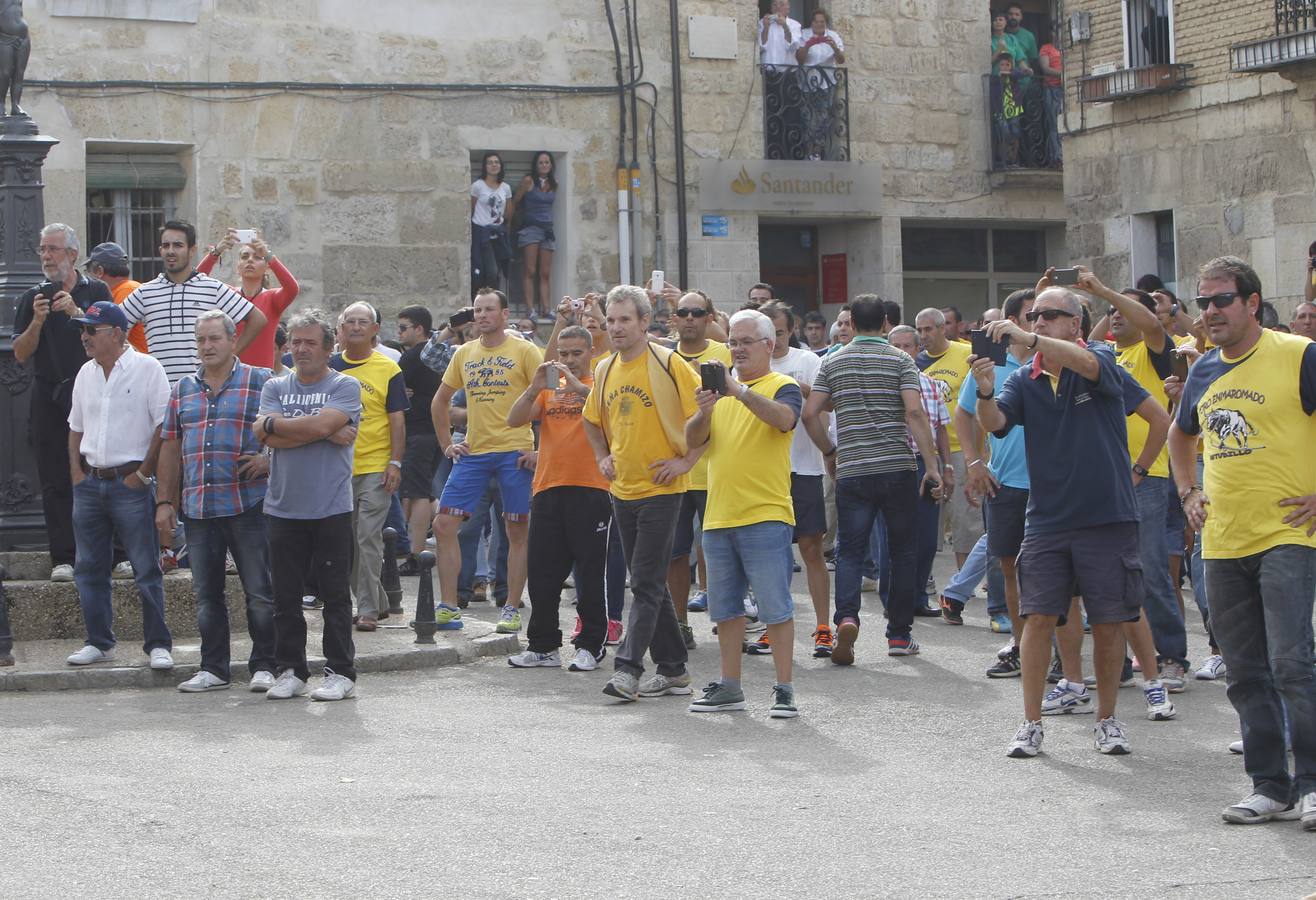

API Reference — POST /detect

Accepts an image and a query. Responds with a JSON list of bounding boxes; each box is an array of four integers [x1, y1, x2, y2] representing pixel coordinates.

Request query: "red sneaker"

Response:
[[159, 547, 178, 574], [571, 615, 583, 641], [605, 619, 624, 646]]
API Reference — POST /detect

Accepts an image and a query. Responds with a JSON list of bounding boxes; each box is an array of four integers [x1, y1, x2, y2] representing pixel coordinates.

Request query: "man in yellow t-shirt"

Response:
[[330, 302, 408, 630], [583, 285, 701, 703], [430, 288, 542, 633], [668, 290, 733, 647], [915, 307, 979, 566], [685, 309, 802, 717]]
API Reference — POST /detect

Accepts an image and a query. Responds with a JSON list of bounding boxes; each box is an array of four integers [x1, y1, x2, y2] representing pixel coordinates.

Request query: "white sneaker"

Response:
[[1143, 680, 1176, 721], [112, 561, 134, 580], [50, 564, 74, 582], [1041, 679, 1093, 715], [1159, 661, 1187, 693], [1006, 719, 1043, 758], [266, 670, 309, 699], [1221, 792, 1301, 824], [310, 669, 356, 701], [567, 648, 600, 672], [1195, 654, 1226, 680], [507, 649, 561, 668], [861, 577, 878, 593], [638, 671, 693, 697], [148, 648, 174, 670], [1228, 739, 1244, 754], [249, 671, 276, 693], [1301, 791, 1316, 832], [1094, 716, 1131, 754], [66, 644, 114, 666], [743, 594, 759, 619], [178, 670, 229, 692]]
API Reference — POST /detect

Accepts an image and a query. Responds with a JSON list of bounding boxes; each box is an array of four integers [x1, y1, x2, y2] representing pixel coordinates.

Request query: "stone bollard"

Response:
[[411, 550, 438, 645], [0, 565, 13, 666], [381, 527, 405, 615]]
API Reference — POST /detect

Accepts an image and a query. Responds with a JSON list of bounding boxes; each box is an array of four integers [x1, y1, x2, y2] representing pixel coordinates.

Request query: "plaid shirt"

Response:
[[419, 333, 456, 376], [907, 372, 949, 454], [161, 360, 270, 519]]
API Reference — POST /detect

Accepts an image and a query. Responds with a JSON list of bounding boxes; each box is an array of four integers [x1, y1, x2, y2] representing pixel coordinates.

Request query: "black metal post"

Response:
[[0, 565, 13, 665], [410, 550, 437, 644], [380, 526, 404, 615]]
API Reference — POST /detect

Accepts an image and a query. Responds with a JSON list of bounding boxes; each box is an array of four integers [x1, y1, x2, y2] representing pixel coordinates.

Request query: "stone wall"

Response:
[[1060, 0, 1314, 317]]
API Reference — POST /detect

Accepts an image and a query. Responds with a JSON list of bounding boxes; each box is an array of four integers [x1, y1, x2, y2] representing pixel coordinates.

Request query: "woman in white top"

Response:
[[794, 9, 847, 161], [470, 152, 514, 292]]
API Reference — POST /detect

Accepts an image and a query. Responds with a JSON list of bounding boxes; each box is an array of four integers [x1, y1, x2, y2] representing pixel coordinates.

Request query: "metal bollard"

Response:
[[381, 526, 405, 615], [411, 550, 438, 644], [0, 565, 13, 666]]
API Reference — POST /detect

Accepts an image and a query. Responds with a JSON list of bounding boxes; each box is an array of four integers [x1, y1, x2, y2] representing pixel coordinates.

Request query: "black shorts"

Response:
[[1016, 522, 1143, 625], [670, 490, 707, 560], [791, 473, 826, 541], [986, 486, 1028, 559], [400, 433, 440, 500]]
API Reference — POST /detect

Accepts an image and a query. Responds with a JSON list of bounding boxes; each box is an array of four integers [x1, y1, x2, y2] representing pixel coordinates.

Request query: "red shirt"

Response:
[[196, 253, 299, 368], [1039, 43, 1062, 87]]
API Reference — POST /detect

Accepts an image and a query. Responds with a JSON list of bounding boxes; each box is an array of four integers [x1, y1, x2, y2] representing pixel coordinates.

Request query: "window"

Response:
[[1123, 0, 1174, 67], [901, 225, 1048, 320], [84, 153, 186, 283], [1130, 210, 1177, 294]]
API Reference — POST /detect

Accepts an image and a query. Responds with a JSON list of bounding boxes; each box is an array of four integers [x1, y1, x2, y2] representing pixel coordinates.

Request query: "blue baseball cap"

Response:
[[71, 300, 129, 331]]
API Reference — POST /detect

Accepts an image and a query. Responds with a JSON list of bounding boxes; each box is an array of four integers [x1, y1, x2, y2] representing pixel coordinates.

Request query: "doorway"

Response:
[[758, 225, 819, 316]]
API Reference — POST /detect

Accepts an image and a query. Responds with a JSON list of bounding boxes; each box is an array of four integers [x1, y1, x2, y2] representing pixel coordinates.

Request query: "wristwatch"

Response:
[[976, 388, 994, 400], [388, 460, 402, 469], [1132, 463, 1149, 478]]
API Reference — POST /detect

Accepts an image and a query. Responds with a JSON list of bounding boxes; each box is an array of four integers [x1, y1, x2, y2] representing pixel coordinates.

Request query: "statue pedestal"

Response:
[[0, 122, 59, 551]]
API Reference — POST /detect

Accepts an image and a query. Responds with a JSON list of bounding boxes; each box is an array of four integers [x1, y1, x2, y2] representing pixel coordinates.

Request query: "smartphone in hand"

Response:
[[970, 328, 1008, 366], [1051, 267, 1080, 286], [1170, 348, 1190, 381], [700, 361, 726, 395], [449, 308, 475, 329]]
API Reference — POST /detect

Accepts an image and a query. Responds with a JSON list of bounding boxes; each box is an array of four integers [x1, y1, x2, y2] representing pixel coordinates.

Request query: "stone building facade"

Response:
[[20, 0, 1065, 328], [1060, 0, 1316, 317]]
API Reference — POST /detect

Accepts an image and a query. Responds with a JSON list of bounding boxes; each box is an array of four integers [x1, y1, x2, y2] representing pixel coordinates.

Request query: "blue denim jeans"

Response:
[[835, 470, 919, 638], [1206, 544, 1316, 801], [703, 521, 795, 625], [384, 492, 410, 550], [1188, 455, 1215, 648], [866, 460, 941, 611], [1043, 84, 1063, 165], [457, 478, 508, 603], [183, 503, 276, 681], [1135, 475, 1189, 667], [72, 476, 171, 653]]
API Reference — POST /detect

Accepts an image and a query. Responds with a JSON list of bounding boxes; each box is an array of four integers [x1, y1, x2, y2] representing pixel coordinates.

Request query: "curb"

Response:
[[0, 633, 520, 693]]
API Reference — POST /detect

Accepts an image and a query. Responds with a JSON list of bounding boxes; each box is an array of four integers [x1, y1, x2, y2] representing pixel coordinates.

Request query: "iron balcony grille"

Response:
[[1230, 0, 1316, 70], [1078, 63, 1191, 102], [761, 64, 851, 161], [984, 73, 1063, 172]]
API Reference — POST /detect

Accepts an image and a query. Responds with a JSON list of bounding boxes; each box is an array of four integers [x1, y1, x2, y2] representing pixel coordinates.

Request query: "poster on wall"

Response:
[[821, 253, 848, 305]]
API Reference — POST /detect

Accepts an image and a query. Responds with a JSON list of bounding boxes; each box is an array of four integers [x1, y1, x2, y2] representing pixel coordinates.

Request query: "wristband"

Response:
[[388, 460, 402, 469], [976, 388, 994, 400], [1029, 334, 1039, 350], [967, 459, 983, 468], [1178, 484, 1202, 501], [263, 416, 275, 436], [156, 500, 174, 509]]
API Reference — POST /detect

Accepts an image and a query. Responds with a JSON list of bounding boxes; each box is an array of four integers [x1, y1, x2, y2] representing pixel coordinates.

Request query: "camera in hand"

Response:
[[1051, 267, 1080, 285], [448, 307, 475, 329], [970, 328, 1008, 366], [700, 361, 727, 395], [36, 280, 60, 299]]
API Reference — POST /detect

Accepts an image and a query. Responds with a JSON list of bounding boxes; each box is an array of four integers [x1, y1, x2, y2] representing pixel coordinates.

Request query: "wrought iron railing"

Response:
[[1230, 0, 1316, 70], [761, 64, 850, 161], [984, 73, 1062, 171], [1275, 0, 1316, 34]]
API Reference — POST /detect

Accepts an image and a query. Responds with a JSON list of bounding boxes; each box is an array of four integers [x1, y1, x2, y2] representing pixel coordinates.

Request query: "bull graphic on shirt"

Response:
[[932, 378, 952, 404], [1204, 408, 1256, 451]]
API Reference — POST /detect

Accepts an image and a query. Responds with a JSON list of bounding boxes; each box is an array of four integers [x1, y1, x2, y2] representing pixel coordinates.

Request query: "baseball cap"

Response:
[[85, 242, 129, 269], [71, 300, 129, 331]]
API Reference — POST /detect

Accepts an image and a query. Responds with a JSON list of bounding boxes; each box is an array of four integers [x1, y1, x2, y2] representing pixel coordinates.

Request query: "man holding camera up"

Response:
[[505, 325, 613, 672], [686, 310, 803, 716]]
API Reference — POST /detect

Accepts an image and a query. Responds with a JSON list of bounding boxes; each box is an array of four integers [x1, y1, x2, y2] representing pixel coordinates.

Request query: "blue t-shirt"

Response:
[[958, 353, 1029, 490], [258, 370, 362, 520], [994, 342, 1139, 533]]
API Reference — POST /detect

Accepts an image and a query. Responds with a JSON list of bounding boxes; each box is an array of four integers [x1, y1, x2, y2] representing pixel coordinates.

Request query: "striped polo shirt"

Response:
[[118, 271, 254, 384], [812, 335, 922, 479]]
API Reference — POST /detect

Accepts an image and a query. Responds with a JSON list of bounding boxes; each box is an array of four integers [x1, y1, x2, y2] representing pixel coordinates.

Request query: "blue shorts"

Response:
[[438, 451, 532, 521], [703, 521, 795, 625], [670, 490, 706, 560]]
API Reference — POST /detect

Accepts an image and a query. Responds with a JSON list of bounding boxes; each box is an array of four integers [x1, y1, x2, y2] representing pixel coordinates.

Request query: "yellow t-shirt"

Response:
[[1114, 338, 1171, 479], [441, 336, 543, 454], [917, 341, 972, 453], [583, 351, 700, 500], [675, 340, 733, 490], [703, 371, 799, 530], [1186, 330, 1316, 558], [330, 350, 408, 476]]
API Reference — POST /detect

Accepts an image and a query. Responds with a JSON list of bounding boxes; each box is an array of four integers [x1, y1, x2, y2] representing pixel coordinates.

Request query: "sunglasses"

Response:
[[80, 324, 111, 335], [1192, 292, 1241, 311], [673, 308, 708, 318], [1024, 308, 1076, 323]]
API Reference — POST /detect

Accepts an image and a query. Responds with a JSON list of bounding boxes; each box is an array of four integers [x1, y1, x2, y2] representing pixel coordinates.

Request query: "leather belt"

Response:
[[82, 460, 142, 480]]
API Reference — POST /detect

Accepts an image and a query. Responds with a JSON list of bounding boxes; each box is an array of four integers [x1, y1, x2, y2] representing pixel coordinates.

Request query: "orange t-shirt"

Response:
[[111, 279, 147, 353], [533, 379, 610, 495]]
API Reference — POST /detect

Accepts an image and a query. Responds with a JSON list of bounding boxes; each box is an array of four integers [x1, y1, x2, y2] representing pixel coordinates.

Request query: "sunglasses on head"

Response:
[[673, 308, 708, 318], [1024, 308, 1076, 323], [1192, 292, 1241, 311]]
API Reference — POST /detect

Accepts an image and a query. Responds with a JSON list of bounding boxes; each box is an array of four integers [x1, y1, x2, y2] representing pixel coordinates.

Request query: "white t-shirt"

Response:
[[759, 15, 802, 67], [470, 180, 512, 227], [797, 28, 845, 67], [770, 346, 826, 476]]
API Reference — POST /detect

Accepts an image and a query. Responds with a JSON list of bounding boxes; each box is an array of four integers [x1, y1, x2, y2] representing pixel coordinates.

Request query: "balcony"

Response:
[[761, 64, 850, 162], [984, 73, 1063, 178], [1230, 0, 1316, 71], [1077, 63, 1191, 102]]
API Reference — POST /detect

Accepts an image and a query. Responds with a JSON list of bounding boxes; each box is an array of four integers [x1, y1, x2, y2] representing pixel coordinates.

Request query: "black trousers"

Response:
[[526, 486, 611, 654], [30, 392, 75, 566], [267, 512, 356, 681]]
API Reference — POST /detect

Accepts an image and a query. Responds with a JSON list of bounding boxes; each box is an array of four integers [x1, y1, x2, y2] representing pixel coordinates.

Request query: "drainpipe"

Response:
[[668, 0, 688, 289]]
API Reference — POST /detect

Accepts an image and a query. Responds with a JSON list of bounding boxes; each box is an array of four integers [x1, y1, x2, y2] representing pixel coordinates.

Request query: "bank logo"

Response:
[[731, 167, 756, 195], [1204, 408, 1261, 457]]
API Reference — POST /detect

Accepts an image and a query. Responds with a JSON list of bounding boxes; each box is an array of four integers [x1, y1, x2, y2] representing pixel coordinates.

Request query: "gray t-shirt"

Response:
[[259, 369, 361, 519]]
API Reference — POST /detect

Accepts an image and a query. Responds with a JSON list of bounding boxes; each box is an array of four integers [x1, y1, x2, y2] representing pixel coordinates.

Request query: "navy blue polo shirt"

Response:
[[994, 341, 1140, 534]]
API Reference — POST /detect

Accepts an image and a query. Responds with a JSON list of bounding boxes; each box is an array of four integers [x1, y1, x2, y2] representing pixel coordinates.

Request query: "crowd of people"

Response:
[[8, 215, 1316, 830], [989, 3, 1063, 170]]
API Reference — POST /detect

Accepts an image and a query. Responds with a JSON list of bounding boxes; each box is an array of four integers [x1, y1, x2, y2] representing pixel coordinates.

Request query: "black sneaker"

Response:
[[987, 647, 1022, 678], [1047, 653, 1064, 684], [397, 556, 420, 576], [939, 596, 964, 625]]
